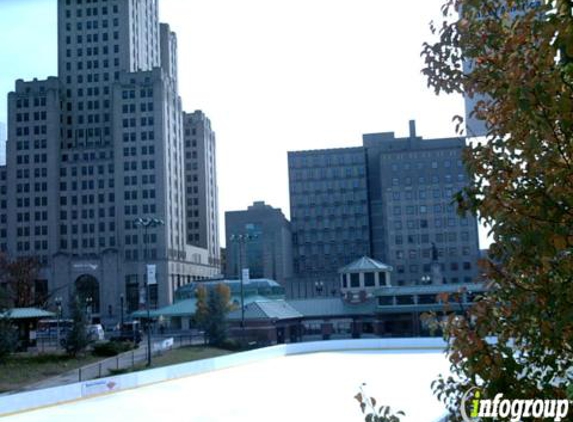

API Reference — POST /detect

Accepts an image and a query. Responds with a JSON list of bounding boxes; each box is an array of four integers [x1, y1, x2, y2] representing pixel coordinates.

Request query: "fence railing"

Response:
[[75, 333, 203, 381]]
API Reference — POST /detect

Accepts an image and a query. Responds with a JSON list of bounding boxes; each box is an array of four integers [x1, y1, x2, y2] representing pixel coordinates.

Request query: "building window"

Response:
[[350, 273, 360, 288]]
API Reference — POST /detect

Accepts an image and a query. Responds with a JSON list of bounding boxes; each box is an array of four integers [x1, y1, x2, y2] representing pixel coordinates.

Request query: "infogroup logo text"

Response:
[[461, 387, 570, 422]]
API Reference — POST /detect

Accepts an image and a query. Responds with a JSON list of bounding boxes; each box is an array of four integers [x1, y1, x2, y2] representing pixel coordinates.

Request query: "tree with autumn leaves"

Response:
[[0, 254, 43, 309], [421, 0, 573, 418], [194, 284, 233, 347]]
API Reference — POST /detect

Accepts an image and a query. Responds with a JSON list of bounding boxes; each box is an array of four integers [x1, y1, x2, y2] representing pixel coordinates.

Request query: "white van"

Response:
[[86, 324, 105, 341]]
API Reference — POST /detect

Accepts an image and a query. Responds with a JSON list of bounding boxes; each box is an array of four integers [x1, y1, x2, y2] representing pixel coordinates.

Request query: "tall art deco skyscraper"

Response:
[[0, 0, 220, 323]]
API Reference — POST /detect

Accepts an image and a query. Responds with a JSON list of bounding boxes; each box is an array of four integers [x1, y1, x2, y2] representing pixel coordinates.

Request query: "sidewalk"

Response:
[[13, 333, 204, 393]]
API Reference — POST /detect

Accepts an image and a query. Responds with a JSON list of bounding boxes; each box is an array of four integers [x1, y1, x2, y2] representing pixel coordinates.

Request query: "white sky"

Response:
[[0, 0, 489, 248]]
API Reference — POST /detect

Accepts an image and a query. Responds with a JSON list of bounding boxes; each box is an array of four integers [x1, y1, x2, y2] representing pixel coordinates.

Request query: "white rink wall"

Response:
[[0, 338, 450, 421]]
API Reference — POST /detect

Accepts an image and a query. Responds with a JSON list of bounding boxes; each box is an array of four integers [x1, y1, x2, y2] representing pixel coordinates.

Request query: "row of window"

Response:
[[393, 217, 471, 230], [16, 197, 48, 208], [122, 131, 156, 142], [123, 160, 155, 171], [16, 226, 48, 237], [17, 241, 48, 252], [125, 248, 158, 261], [61, 179, 114, 190], [61, 222, 115, 235], [62, 150, 112, 162], [391, 174, 465, 186], [15, 154, 47, 165], [16, 168, 48, 179], [124, 204, 157, 215], [61, 237, 117, 250], [290, 166, 365, 181], [61, 193, 114, 206], [122, 117, 154, 128], [15, 97, 47, 108], [16, 183, 48, 193], [124, 174, 156, 185], [122, 89, 154, 99], [122, 103, 154, 114], [124, 190, 156, 201], [64, 0, 118, 11], [64, 17, 118, 32], [15, 126, 47, 136], [393, 203, 459, 215], [390, 159, 463, 172], [290, 178, 366, 194], [16, 139, 48, 150], [292, 193, 368, 207], [61, 208, 115, 220], [16, 112, 47, 122], [289, 153, 364, 168], [61, 163, 113, 177], [295, 227, 370, 243], [16, 211, 48, 222], [395, 261, 473, 274], [395, 231, 471, 245], [292, 205, 368, 218], [395, 247, 473, 260], [293, 218, 369, 231]]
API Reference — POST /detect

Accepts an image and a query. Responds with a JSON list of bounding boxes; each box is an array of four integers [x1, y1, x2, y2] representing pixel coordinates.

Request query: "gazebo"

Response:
[[338, 256, 393, 303]]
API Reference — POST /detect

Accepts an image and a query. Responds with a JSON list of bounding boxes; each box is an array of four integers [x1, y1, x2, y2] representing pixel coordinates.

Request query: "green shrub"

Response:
[[0, 316, 18, 363], [92, 341, 134, 357], [219, 339, 242, 351]]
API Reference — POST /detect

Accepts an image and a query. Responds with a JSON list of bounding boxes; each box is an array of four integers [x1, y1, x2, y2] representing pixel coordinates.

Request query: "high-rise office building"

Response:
[[363, 121, 480, 286], [288, 121, 480, 293], [0, 0, 219, 323], [183, 111, 221, 269], [225, 201, 293, 284], [288, 148, 370, 276]]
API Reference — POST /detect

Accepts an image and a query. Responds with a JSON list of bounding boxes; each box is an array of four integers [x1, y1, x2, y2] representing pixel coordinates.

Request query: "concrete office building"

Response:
[[287, 148, 370, 297], [288, 121, 480, 293], [288, 148, 370, 275], [364, 121, 480, 285], [183, 111, 221, 269], [0, 0, 219, 324], [225, 201, 293, 284]]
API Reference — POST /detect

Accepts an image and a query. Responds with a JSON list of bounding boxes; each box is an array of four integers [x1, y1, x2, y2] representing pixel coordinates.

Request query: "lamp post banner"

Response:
[[147, 264, 157, 285]]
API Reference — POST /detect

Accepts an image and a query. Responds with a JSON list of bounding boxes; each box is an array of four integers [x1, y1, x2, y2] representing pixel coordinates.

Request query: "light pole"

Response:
[[230, 233, 258, 343], [55, 296, 62, 348], [420, 275, 431, 285], [85, 296, 93, 324], [134, 217, 165, 367], [119, 294, 124, 328]]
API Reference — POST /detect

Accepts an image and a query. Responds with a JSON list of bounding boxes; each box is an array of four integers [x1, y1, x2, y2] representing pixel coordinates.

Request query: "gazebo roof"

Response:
[[339, 256, 393, 274], [228, 300, 303, 321], [0, 308, 55, 320]]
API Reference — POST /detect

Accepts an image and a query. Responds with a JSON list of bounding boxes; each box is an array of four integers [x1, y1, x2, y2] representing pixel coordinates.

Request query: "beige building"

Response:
[[0, 0, 220, 325], [184, 111, 221, 269]]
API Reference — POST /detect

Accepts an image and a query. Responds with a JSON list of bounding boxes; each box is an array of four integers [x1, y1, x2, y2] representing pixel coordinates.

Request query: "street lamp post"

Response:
[[119, 294, 124, 328], [55, 296, 62, 348], [134, 217, 164, 367], [85, 297, 93, 324], [230, 233, 258, 343]]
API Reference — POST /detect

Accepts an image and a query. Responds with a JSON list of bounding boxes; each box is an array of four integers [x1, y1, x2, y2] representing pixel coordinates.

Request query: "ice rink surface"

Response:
[[3, 350, 449, 422]]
